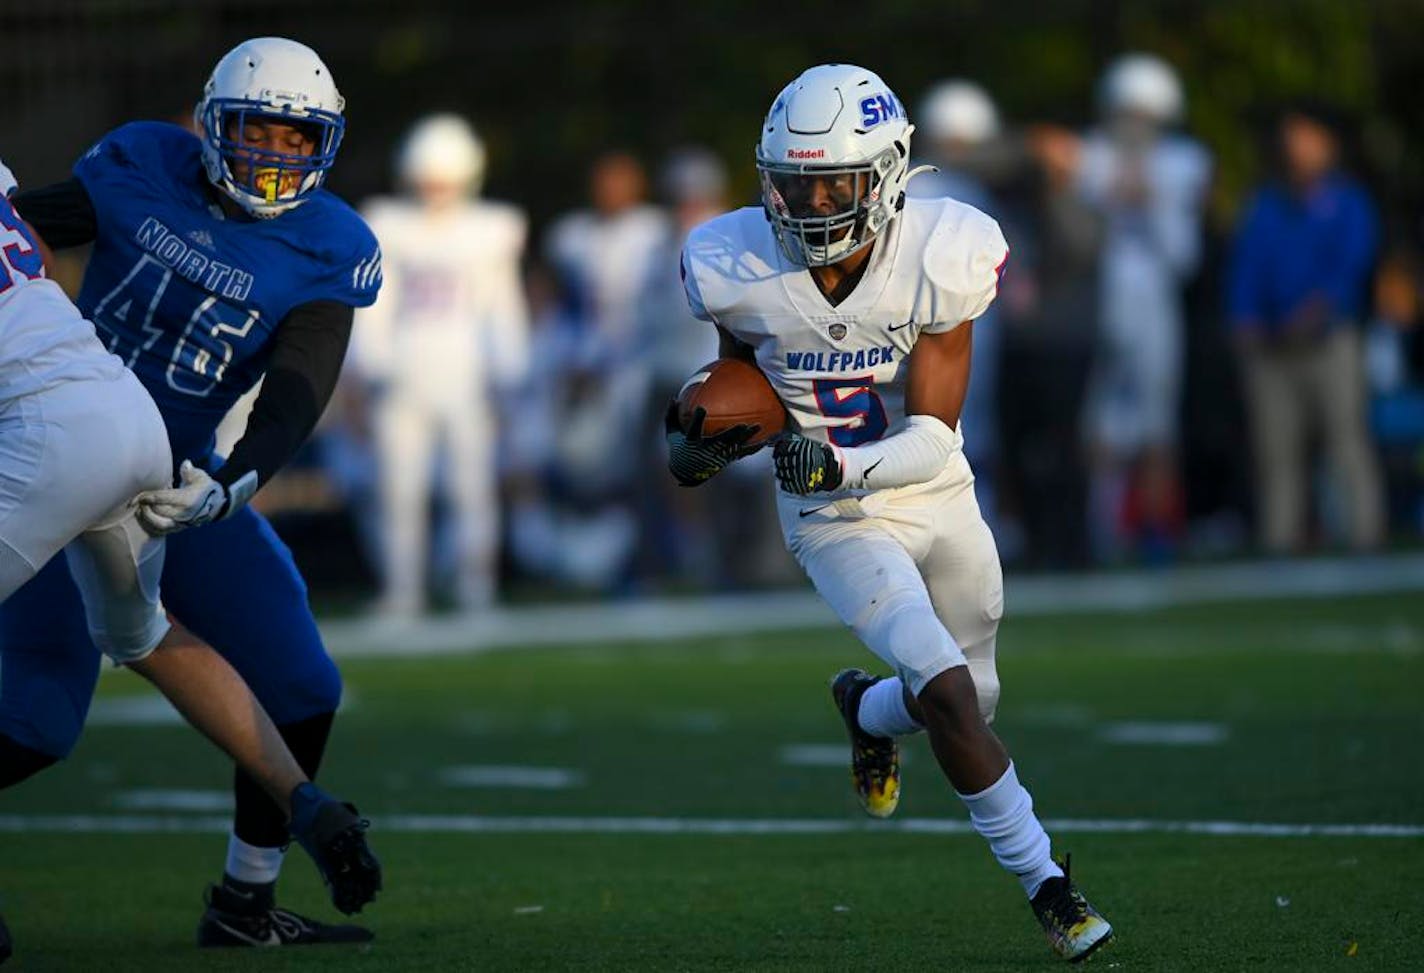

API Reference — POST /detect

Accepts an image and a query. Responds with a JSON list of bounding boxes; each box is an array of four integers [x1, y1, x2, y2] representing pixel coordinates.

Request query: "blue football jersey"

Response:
[[73, 121, 382, 466]]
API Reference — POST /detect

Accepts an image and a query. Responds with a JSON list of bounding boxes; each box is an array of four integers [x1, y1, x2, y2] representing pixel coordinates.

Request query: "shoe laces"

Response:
[[1039, 855, 1092, 931]]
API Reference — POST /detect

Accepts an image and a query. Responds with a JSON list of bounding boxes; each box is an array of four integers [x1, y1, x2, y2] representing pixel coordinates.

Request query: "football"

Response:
[[676, 358, 786, 446]]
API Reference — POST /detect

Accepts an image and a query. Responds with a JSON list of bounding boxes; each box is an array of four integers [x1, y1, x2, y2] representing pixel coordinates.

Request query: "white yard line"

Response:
[[438, 766, 586, 789], [1096, 721, 1230, 746], [319, 553, 1424, 658], [0, 814, 1418, 838]]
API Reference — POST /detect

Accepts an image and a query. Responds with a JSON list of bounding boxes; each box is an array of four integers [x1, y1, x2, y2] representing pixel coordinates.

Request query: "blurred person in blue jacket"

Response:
[[1229, 104, 1384, 553], [1076, 55, 1211, 563]]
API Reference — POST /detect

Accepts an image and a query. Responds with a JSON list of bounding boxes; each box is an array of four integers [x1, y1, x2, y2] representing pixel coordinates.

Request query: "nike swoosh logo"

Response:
[[887, 319, 916, 332], [863, 459, 883, 479], [798, 504, 831, 518], [212, 916, 282, 947]]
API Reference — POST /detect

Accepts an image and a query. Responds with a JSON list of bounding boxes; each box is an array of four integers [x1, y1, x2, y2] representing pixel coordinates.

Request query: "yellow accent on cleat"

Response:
[[830, 668, 902, 819], [859, 763, 901, 819]]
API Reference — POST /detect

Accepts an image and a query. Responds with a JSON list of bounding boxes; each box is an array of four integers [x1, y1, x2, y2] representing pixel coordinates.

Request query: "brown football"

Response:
[[676, 358, 785, 446]]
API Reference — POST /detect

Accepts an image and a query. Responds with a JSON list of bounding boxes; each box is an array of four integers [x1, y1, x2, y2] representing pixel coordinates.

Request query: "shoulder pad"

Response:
[[682, 207, 777, 321], [921, 198, 1008, 325]]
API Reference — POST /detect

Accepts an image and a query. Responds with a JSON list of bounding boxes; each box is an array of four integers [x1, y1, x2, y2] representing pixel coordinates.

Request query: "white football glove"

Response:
[[136, 461, 233, 535]]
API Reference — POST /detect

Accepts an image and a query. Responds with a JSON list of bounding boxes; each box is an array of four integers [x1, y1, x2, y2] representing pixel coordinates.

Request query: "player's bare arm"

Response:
[[905, 320, 973, 429]]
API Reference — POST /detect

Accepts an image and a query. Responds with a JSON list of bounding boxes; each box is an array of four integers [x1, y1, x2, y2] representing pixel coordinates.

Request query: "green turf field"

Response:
[[3, 592, 1422, 971]]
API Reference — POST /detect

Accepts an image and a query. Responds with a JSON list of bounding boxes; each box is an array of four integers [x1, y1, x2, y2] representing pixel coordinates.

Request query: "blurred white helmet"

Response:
[[195, 37, 345, 219], [399, 113, 487, 195], [1100, 53, 1183, 123], [920, 80, 1000, 145], [756, 63, 927, 267]]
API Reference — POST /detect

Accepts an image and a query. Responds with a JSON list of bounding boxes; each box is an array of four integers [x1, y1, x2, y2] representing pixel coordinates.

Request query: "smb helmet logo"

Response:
[[858, 92, 901, 129]]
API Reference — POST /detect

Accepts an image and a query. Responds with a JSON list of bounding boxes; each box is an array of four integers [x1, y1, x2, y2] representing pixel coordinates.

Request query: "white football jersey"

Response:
[[0, 185, 123, 405], [354, 198, 529, 401], [680, 196, 1007, 460]]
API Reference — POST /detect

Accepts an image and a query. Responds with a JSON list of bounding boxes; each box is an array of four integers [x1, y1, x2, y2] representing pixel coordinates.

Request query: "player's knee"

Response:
[[0, 732, 63, 789], [269, 652, 343, 724], [0, 686, 85, 767], [859, 594, 965, 697], [915, 665, 985, 736], [967, 657, 1001, 724]]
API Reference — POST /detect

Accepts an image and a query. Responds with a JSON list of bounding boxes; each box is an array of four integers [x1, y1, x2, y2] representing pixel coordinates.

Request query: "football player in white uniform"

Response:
[[1077, 55, 1211, 560], [0, 162, 378, 962], [354, 114, 529, 613], [669, 65, 1113, 962]]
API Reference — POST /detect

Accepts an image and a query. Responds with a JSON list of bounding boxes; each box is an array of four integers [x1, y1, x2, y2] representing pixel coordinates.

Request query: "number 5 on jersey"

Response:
[[813, 376, 888, 446]]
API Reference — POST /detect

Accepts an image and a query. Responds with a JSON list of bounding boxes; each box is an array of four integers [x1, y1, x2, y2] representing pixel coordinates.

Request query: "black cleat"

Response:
[[1030, 856, 1114, 962], [830, 668, 901, 818], [288, 783, 382, 915], [0, 910, 12, 965], [197, 884, 373, 947]]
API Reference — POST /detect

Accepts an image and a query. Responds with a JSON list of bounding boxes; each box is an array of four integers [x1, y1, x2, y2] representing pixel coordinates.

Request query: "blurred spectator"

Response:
[[1228, 105, 1384, 553], [1367, 250, 1424, 534], [1075, 54, 1211, 563], [351, 114, 530, 614], [508, 152, 670, 590], [635, 148, 791, 588], [911, 80, 1006, 531]]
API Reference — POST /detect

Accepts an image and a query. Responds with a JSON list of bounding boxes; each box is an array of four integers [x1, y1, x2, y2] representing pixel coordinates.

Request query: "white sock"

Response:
[[856, 677, 923, 738], [957, 762, 1064, 898], [225, 833, 286, 885]]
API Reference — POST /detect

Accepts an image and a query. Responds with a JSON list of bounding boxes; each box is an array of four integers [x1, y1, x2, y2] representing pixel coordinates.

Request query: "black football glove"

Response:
[[664, 400, 761, 487], [773, 433, 843, 495]]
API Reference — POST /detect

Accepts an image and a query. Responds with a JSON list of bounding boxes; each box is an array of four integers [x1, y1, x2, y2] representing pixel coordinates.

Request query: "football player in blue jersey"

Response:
[[2, 37, 384, 948]]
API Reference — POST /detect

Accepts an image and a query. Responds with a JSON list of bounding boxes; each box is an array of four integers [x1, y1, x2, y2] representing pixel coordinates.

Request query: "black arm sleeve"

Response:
[[11, 178, 98, 249], [213, 300, 353, 492]]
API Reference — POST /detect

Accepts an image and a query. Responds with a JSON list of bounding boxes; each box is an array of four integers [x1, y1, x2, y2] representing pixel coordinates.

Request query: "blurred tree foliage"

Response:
[[3, 0, 1422, 242]]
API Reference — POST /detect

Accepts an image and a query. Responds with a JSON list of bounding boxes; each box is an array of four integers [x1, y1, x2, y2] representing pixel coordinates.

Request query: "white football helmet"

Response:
[[756, 63, 928, 267], [920, 80, 1000, 145], [398, 113, 487, 195], [195, 37, 346, 219], [1100, 53, 1183, 124]]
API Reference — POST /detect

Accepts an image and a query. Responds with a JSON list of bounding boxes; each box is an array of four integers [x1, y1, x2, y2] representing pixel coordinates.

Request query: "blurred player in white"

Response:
[[353, 114, 529, 613], [669, 64, 1113, 962], [910, 80, 1006, 530], [1076, 54, 1211, 561], [0, 161, 378, 962]]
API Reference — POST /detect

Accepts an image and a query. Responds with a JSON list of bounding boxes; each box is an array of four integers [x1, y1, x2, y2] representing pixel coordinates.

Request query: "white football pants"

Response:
[[374, 391, 498, 612], [777, 451, 1004, 719], [0, 370, 173, 661]]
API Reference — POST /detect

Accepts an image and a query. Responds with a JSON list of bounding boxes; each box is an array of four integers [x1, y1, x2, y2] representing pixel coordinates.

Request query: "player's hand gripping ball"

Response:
[[773, 434, 843, 495], [666, 359, 785, 487]]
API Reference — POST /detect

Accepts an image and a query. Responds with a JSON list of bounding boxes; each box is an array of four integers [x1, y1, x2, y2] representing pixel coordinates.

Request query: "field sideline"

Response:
[[2, 582, 1421, 970]]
